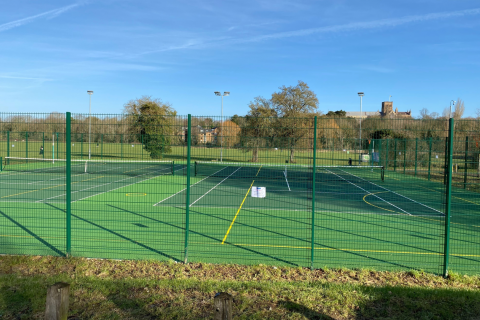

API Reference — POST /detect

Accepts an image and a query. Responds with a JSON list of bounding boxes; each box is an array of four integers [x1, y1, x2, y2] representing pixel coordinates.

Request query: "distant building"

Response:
[[346, 111, 381, 119], [346, 102, 411, 120], [380, 101, 411, 118]]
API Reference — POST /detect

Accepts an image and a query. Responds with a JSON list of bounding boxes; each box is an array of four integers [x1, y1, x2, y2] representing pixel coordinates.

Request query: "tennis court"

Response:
[[1, 157, 478, 274]]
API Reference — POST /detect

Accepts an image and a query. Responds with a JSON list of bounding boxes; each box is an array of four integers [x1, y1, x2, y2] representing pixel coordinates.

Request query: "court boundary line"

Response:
[[326, 169, 413, 216], [154, 166, 229, 206], [340, 169, 445, 215], [37, 165, 184, 203], [189, 167, 242, 206]]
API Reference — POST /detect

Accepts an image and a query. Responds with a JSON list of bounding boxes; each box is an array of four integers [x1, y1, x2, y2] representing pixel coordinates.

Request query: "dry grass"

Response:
[[1, 255, 479, 319]]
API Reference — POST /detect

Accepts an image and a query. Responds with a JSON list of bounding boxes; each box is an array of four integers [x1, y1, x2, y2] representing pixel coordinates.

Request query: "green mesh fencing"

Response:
[[0, 113, 479, 275]]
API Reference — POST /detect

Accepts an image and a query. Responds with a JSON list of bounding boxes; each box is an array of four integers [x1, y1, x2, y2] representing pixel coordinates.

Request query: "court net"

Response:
[[194, 161, 384, 182], [3, 157, 175, 176]]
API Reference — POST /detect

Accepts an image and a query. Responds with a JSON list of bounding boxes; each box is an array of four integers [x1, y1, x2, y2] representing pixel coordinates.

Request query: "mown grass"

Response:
[[1, 255, 479, 319]]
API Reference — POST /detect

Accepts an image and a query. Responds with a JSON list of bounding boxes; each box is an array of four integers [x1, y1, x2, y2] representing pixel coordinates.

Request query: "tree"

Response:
[[326, 110, 347, 117], [419, 108, 431, 119], [271, 81, 319, 162], [123, 96, 177, 159], [453, 98, 465, 120], [218, 120, 241, 148], [241, 97, 277, 162]]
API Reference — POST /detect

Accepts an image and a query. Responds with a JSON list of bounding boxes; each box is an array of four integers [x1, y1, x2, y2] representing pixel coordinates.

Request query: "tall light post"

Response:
[[87, 91, 93, 159], [214, 91, 230, 162], [358, 92, 364, 164], [449, 100, 456, 118]]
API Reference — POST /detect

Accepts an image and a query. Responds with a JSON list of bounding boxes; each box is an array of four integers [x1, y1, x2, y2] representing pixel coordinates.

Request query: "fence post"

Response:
[[415, 138, 418, 177], [141, 134, 144, 160], [394, 140, 397, 171], [464, 137, 469, 189], [403, 139, 406, 174], [26, 132, 28, 161], [45, 282, 70, 320], [214, 292, 233, 320], [311, 116, 317, 270], [443, 118, 454, 278], [385, 139, 389, 170], [81, 133, 83, 160], [6, 131, 9, 164], [428, 138, 432, 181], [101, 134, 104, 160], [66, 113, 71, 255], [121, 134, 123, 159], [444, 137, 448, 185], [184, 115, 192, 264]]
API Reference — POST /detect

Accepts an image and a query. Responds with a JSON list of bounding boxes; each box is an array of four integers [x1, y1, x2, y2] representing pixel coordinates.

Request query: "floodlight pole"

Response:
[[449, 100, 456, 119], [87, 91, 93, 159], [214, 91, 230, 162], [358, 92, 364, 164]]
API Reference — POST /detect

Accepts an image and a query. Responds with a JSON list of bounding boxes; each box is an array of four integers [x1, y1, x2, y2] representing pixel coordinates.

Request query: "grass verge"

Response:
[[0, 255, 479, 319]]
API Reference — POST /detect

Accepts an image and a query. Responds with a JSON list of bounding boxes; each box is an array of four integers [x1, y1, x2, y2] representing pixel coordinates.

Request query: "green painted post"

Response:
[[311, 116, 317, 270], [443, 118, 454, 278], [172, 160, 175, 176], [25, 132, 28, 162], [141, 134, 144, 160], [184, 115, 192, 264], [6, 131, 9, 164], [121, 134, 123, 159], [428, 138, 432, 181], [385, 139, 389, 170], [444, 137, 448, 185], [464, 137, 469, 189], [394, 140, 397, 171], [101, 134, 104, 160], [66, 112, 72, 256], [331, 138, 334, 166], [42, 132, 45, 159], [403, 139, 406, 174], [56, 133, 59, 160], [81, 133, 83, 160], [415, 138, 418, 177]]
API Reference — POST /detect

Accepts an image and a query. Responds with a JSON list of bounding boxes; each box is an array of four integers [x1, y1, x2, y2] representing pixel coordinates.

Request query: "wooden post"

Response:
[[45, 283, 70, 320], [214, 292, 233, 320]]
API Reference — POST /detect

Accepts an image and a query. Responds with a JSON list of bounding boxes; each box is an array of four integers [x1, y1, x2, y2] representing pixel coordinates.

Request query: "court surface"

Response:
[[1, 161, 479, 274]]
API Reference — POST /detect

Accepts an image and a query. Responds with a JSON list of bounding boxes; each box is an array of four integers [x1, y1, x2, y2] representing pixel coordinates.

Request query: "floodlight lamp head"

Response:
[[358, 92, 364, 97], [87, 91, 93, 95], [223, 91, 230, 96], [214, 92, 221, 96]]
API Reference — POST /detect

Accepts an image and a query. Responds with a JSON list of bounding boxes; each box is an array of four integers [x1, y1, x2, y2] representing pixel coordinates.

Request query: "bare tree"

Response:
[[453, 98, 465, 120], [477, 108, 480, 119], [419, 108, 430, 119]]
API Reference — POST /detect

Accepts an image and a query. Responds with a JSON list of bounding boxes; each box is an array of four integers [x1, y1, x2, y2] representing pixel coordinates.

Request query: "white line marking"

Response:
[[326, 169, 412, 216], [189, 167, 241, 206], [154, 166, 229, 206], [283, 170, 291, 191], [339, 169, 445, 215]]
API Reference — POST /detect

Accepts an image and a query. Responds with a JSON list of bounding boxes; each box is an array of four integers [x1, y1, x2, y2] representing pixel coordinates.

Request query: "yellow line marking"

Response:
[[417, 185, 480, 206], [222, 166, 262, 244], [0, 176, 104, 199], [363, 191, 399, 214]]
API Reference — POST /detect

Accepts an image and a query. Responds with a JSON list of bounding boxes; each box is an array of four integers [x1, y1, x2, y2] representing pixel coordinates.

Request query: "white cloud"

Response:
[[0, 2, 84, 33]]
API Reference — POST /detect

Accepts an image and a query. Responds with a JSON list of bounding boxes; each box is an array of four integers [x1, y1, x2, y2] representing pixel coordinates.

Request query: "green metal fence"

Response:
[[0, 113, 479, 276]]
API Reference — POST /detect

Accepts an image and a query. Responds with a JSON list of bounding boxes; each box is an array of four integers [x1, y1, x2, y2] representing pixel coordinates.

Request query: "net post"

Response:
[[415, 138, 418, 177], [381, 166, 384, 181], [101, 134, 104, 160], [428, 137, 432, 180], [184, 114, 192, 264], [394, 140, 397, 171], [121, 134, 123, 159], [42, 132, 45, 159], [172, 160, 175, 176], [464, 137, 468, 189], [141, 134, 144, 160], [66, 112, 72, 256], [6, 131, 9, 165], [194, 161, 197, 176], [403, 139, 406, 174], [311, 116, 317, 270], [443, 117, 454, 278], [0, 157, 2, 171]]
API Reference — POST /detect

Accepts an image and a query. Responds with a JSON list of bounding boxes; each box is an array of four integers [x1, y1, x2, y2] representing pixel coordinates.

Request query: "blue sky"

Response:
[[0, 0, 479, 118]]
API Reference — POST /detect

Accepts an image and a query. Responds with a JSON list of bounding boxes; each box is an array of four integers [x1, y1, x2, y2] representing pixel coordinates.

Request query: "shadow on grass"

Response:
[[1, 275, 480, 319]]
